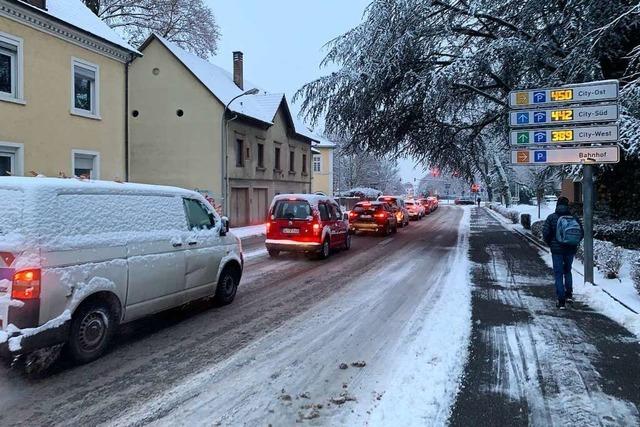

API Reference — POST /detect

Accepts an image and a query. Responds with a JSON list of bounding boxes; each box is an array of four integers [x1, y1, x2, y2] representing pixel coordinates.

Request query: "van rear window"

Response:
[[273, 200, 311, 220], [0, 188, 23, 236]]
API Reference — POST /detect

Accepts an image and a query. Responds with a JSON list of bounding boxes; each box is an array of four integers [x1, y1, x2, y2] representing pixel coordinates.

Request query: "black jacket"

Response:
[[542, 205, 583, 255]]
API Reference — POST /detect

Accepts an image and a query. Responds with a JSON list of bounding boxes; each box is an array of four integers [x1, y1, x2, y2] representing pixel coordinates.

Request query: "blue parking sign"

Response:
[[516, 112, 529, 124], [534, 151, 547, 163], [533, 91, 546, 103], [534, 131, 547, 143], [533, 111, 547, 123]]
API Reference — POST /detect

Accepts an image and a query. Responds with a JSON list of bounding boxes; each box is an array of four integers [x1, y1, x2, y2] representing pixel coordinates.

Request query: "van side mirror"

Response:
[[220, 216, 229, 236]]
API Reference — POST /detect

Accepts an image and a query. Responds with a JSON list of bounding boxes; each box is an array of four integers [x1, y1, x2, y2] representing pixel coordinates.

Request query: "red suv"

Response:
[[349, 201, 398, 235], [265, 194, 350, 259]]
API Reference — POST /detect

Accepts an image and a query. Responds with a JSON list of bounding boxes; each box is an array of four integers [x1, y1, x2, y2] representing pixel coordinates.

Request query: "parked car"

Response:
[[404, 200, 423, 220], [455, 197, 475, 205], [544, 195, 558, 203], [377, 196, 410, 227], [0, 177, 243, 363], [349, 201, 398, 235], [265, 194, 350, 259]]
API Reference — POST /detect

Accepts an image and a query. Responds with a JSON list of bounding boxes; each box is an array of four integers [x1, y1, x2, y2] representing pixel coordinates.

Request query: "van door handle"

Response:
[[172, 242, 183, 248], [188, 241, 198, 246]]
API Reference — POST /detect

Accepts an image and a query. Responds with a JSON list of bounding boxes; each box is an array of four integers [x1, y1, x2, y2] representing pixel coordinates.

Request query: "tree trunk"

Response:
[[493, 153, 511, 207]]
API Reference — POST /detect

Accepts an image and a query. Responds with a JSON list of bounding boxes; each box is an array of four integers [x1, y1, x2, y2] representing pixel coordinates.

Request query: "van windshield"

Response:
[[273, 200, 312, 220], [0, 188, 23, 236]]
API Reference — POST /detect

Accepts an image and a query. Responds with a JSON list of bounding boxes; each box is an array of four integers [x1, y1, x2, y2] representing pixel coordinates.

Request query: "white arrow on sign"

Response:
[[509, 80, 619, 108], [511, 146, 620, 165], [509, 103, 618, 127], [509, 124, 619, 145]]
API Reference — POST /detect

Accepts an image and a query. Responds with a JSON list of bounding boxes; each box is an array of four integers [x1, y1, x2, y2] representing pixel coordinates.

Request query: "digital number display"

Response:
[[550, 89, 573, 101], [551, 110, 573, 121], [551, 130, 574, 142]]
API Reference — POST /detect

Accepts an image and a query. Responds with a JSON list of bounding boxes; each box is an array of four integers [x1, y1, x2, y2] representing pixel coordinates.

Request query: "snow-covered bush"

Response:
[[489, 204, 519, 224], [594, 240, 624, 279], [594, 221, 640, 250], [531, 221, 544, 240], [575, 241, 585, 261], [631, 253, 640, 295]]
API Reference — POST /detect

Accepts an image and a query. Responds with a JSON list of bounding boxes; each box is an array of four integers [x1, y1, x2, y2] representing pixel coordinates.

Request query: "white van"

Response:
[[0, 177, 243, 363]]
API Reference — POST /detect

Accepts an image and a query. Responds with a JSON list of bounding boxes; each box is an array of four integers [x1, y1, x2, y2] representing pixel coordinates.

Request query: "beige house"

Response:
[[0, 0, 138, 179], [311, 136, 336, 195], [129, 34, 317, 226]]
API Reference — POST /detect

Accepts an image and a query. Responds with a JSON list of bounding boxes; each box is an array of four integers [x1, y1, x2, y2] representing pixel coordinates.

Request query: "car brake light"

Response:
[[12, 269, 41, 300], [266, 222, 271, 232], [313, 223, 320, 231], [375, 213, 386, 218]]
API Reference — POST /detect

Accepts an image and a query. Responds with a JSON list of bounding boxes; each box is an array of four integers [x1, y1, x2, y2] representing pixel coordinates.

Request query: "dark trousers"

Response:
[[552, 253, 574, 301]]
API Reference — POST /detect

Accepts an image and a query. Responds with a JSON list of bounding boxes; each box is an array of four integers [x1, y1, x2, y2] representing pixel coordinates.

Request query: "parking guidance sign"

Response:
[[509, 103, 618, 127], [509, 81, 619, 109]]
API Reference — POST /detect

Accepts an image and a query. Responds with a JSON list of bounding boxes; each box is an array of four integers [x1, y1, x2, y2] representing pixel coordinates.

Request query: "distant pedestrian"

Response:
[[476, 196, 481, 207], [542, 196, 584, 309]]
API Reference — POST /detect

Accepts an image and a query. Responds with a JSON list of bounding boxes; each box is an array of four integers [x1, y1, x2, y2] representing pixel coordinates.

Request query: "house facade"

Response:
[[311, 137, 336, 196], [129, 34, 316, 226], [0, 0, 137, 179]]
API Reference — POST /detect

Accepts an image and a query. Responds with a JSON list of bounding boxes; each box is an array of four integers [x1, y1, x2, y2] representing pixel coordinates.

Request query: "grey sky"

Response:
[[207, 0, 425, 183]]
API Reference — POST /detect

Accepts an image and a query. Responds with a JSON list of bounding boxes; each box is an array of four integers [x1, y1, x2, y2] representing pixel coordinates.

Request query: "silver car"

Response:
[[0, 177, 243, 363]]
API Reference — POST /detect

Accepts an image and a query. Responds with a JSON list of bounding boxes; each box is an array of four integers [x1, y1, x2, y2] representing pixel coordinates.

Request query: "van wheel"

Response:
[[215, 267, 239, 305], [319, 238, 331, 259], [67, 301, 116, 364], [268, 249, 280, 258]]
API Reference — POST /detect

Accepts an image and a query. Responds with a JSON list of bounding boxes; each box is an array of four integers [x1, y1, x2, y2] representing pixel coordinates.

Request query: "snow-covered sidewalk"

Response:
[[486, 206, 640, 339], [229, 223, 266, 239]]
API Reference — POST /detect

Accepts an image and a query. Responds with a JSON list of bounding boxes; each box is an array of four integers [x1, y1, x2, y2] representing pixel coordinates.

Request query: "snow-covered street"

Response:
[[0, 206, 473, 426]]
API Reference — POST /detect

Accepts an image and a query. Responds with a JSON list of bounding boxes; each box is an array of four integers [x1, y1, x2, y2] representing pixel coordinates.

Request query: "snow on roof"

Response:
[[16, 0, 138, 54], [270, 193, 336, 208], [0, 176, 198, 197], [312, 135, 338, 149], [152, 35, 317, 141]]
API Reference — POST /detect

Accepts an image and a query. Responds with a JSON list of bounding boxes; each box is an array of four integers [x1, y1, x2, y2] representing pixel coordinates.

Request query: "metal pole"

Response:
[[583, 164, 594, 284], [220, 107, 228, 217]]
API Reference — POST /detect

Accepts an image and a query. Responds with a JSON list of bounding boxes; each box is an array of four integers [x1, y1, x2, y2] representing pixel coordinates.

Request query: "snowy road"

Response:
[[0, 206, 471, 426]]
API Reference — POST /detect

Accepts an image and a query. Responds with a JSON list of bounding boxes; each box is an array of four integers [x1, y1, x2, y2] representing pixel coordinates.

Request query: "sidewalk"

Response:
[[449, 207, 640, 426]]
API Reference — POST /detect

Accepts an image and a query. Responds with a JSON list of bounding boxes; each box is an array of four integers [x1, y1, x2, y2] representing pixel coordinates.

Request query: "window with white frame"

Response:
[[72, 150, 100, 179], [71, 58, 100, 117], [313, 154, 321, 173], [0, 143, 24, 176], [0, 32, 23, 101]]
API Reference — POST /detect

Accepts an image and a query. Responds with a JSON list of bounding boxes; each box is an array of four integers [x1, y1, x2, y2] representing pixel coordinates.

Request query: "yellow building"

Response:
[[0, 0, 138, 179], [129, 34, 317, 226], [311, 137, 336, 196]]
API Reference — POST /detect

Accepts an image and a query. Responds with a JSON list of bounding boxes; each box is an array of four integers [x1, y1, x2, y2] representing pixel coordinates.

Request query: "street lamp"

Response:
[[220, 87, 260, 217]]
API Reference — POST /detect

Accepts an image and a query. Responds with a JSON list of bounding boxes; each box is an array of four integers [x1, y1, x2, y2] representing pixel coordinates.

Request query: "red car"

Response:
[[417, 198, 432, 214], [349, 201, 398, 235], [265, 194, 350, 259]]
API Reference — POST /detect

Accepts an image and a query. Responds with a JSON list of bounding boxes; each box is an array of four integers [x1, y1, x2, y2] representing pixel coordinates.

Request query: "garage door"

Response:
[[252, 188, 268, 224], [230, 188, 250, 227]]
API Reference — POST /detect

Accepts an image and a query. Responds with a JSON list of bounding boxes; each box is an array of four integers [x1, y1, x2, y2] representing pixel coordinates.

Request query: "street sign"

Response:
[[509, 103, 618, 127], [509, 81, 619, 109], [511, 145, 620, 165], [510, 124, 619, 145]]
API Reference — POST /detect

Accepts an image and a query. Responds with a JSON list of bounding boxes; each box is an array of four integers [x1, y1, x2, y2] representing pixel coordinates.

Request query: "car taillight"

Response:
[[12, 269, 41, 300], [266, 222, 271, 232], [375, 213, 386, 218]]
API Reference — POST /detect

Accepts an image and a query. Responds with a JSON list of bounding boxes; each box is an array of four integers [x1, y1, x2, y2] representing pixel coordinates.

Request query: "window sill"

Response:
[[0, 96, 26, 106], [256, 166, 266, 172], [288, 171, 296, 176], [274, 169, 283, 174], [70, 109, 102, 120], [301, 171, 309, 177]]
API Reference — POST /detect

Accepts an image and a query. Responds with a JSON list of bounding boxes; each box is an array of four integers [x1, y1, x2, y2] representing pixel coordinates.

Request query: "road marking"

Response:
[[378, 238, 394, 247]]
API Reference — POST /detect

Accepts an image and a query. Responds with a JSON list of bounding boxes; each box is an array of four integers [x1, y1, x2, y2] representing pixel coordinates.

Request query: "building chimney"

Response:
[[24, 0, 47, 9], [233, 51, 244, 90]]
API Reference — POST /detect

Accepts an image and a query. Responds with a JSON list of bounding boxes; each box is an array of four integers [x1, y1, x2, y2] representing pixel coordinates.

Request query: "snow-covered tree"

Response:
[[296, 0, 640, 202], [83, 0, 220, 58]]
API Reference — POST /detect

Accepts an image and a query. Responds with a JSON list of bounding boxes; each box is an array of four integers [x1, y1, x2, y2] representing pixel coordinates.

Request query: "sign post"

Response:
[[508, 80, 620, 285]]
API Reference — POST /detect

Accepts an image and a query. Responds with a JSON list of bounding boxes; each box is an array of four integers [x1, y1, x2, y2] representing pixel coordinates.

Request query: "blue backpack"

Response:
[[556, 216, 583, 246]]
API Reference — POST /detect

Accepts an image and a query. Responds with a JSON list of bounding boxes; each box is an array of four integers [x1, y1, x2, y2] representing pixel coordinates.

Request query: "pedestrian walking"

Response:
[[476, 196, 481, 207], [542, 196, 584, 309]]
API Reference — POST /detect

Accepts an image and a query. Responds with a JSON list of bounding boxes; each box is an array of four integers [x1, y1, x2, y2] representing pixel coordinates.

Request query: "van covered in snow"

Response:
[[0, 177, 243, 363]]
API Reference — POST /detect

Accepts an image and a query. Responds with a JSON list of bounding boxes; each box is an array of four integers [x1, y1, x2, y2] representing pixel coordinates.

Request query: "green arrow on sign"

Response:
[[517, 132, 529, 144]]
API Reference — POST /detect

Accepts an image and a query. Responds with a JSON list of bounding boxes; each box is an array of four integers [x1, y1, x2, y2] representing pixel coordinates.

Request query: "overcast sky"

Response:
[[207, 0, 426, 183]]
